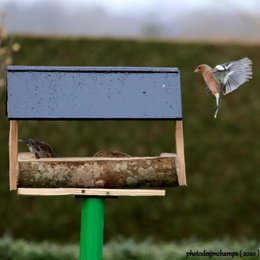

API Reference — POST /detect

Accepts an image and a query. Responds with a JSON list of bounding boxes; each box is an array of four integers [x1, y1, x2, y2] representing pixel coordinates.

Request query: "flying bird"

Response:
[[19, 138, 56, 158], [194, 57, 252, 118]]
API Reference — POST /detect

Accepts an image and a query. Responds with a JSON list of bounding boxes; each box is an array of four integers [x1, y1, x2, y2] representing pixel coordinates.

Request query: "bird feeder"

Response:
[[7, 66, 186, 259]]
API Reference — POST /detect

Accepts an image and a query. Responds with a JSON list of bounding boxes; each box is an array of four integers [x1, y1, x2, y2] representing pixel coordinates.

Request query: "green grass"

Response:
[[0, 36, 259, 242], [0, 237, 259, 260]]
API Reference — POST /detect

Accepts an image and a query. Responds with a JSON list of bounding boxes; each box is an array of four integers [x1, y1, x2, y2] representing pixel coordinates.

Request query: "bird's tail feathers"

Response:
[[214, 93, 220, 118]]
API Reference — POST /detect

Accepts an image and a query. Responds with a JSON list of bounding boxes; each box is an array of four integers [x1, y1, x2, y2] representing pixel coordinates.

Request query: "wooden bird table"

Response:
[[7, 66, 186, 260]]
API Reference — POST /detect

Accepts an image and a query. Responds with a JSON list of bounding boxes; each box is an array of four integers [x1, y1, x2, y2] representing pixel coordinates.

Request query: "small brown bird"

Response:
[[194, 57, 252, 118], [19, 138, 56, 158], [94, 150, 131, 158]]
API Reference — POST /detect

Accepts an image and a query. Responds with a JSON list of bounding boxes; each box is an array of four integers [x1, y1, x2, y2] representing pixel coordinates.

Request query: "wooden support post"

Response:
[[175, 120, 187, 186], [9, 120, 18, 190], [80, 198, 105, 260]]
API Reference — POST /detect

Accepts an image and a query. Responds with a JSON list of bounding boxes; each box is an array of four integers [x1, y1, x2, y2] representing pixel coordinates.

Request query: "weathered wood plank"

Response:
[[17, 153, 178, 189], [18, 188, 165, 197], [9, 120, 18, 190]]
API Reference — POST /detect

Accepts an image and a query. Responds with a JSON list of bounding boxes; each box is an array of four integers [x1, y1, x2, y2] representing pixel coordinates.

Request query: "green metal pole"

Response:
[[80, 198, 105, 260]]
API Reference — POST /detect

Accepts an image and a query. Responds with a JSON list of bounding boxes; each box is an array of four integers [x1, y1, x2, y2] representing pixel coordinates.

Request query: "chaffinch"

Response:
[[194, 57, 252, 118]]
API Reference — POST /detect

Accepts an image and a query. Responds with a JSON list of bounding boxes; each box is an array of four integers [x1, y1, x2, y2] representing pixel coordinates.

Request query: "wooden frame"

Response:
[[9, 120, 186, 195]]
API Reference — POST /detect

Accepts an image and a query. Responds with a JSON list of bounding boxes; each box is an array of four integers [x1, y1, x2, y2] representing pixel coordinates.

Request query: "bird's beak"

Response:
[[194, 68, 199, 73], [18, 139, 28, 144]]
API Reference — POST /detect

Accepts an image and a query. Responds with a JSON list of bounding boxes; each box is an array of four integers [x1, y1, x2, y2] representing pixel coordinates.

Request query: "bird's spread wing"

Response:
[[212, 57, 252, 95]]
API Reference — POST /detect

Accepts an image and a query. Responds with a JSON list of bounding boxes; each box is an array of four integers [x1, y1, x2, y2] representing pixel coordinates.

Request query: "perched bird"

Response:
[[19, 138, 56, 158], [194, 57, 252, 118], [94, 150, 131, 158]]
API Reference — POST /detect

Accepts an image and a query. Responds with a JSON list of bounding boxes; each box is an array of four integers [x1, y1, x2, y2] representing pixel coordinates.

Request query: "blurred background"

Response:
[[1, 0, 260, 42], [0, 0, 259, 259]]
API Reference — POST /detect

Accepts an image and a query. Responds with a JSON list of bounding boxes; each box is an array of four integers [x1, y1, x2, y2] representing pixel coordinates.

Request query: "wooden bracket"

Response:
[[175, 120, 187, 186], [9, 120, 18, 190]]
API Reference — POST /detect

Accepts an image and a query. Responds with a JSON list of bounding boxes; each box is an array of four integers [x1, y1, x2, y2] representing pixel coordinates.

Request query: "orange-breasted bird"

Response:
[[194, 57, 252, 118]]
